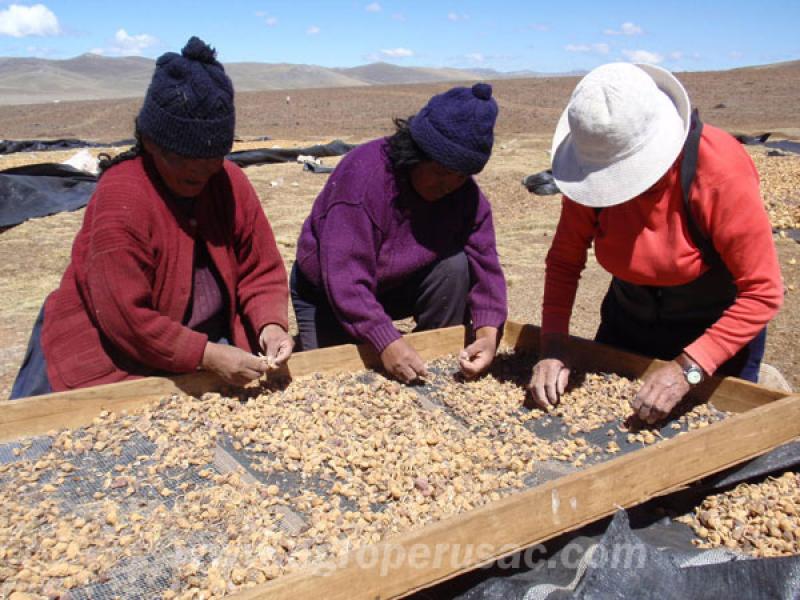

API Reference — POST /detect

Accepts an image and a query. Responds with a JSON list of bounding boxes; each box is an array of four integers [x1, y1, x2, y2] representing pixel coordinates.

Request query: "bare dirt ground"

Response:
[[0, 66, 798, 398]]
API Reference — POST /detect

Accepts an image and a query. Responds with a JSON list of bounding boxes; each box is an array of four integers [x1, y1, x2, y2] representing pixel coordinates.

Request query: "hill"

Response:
[[0, 54, 545, 106]]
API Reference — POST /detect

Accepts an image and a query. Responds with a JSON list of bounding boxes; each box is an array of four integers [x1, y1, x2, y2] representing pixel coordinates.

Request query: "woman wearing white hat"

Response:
[[529, 62, 783, 424]]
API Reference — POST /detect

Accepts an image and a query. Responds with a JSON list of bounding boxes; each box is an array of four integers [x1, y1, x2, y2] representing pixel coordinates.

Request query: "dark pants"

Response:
[[291, 252, 470, 350], [10, 304, 52, 399], [595, 289, 767, 382]]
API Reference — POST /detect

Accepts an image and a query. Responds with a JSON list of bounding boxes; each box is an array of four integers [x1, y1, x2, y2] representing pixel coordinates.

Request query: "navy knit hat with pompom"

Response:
[[409, 82, 498, 175], [137, 37, 235, 158]]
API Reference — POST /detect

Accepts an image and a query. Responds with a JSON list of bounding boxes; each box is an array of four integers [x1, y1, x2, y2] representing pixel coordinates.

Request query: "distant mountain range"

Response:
[[0, 53, 580, 106]]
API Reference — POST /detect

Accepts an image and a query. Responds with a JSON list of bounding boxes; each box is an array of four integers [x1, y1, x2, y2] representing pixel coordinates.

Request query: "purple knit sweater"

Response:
[[296, 138, 507, 352]]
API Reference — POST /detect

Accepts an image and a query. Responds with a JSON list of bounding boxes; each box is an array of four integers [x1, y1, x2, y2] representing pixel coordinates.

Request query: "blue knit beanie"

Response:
[[137, 37, 235, 158], [409, 82, 498, 175]]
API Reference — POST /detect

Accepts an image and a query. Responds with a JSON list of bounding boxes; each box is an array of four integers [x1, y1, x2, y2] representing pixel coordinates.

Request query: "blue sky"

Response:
[[1, 1, 798, 72]]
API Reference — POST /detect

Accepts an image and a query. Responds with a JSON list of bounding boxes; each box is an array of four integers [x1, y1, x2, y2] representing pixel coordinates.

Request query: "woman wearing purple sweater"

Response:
[[293, 83, 507, 383]]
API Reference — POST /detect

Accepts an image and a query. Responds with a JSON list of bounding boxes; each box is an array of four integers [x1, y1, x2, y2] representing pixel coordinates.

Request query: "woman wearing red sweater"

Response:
[[529, 63, 783, 424], [10, 37, 292, 398]]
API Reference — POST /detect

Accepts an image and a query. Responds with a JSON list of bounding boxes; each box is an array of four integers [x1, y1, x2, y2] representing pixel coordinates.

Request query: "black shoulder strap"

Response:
[[681, 109, 720, 265]]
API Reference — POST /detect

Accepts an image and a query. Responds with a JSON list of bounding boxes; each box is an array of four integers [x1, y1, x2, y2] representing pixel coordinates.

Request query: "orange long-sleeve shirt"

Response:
[[542, 124, 783, 374]]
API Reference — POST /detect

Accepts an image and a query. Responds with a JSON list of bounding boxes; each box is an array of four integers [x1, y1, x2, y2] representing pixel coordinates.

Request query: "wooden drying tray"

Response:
[[1, 320, 799, 600]]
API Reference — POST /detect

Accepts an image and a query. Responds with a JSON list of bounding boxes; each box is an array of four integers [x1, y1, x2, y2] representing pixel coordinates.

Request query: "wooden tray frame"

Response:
[[2, 321, 798, 599]]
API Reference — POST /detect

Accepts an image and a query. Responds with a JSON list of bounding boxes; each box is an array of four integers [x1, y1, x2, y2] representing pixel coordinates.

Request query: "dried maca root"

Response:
[[677, 472, 800, 557]]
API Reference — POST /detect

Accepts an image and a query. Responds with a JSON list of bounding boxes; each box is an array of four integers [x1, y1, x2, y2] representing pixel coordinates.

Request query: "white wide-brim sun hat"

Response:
[[551, 62, 691, 208]]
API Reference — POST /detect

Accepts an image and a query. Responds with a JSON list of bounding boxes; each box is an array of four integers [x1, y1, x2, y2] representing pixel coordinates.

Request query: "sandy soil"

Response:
[[0, 69, 798, 398]]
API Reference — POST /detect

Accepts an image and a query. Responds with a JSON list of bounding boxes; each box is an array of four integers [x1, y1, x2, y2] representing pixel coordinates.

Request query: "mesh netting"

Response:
[[0, 350, 729, 598]]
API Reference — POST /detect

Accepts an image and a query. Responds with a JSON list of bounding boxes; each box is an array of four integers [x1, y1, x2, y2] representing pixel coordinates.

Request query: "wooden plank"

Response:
[[0, 325, 466, 442], [230, 391, 800, 600], [284, 325, 465, 378], [0, 371, 224, 442], [502, 321, 786, 413]]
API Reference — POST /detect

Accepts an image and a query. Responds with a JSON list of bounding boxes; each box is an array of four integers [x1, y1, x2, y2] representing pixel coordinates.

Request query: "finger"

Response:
[[636, 383, 661, 423], [258, 331, 270, 355], [244, 367, 265, 381], [399, 365, 418, 383], [469, 352, 491, 376], [649, 387, 680, 424], [274, 340, 293, 365], [642, 401, 664, 424], [262, 339, 282, 369], [462, 341, 480, 360], [530, 370, 551, 411], [410, 355, 429, 378], [544, 363, 564, 406], [263, 332, 284, 359], [459, 356, 481, 379], [244, 355, 269, 374], [641, 385, 667, 423], [557, 367, 570, 396], [631, 379, 653, 412], [458, 343, 482, 372], [231, 370, 259, 386]]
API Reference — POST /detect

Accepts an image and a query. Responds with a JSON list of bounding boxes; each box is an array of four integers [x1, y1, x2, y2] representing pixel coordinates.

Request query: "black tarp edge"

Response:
[[0, 140, 355, 228]]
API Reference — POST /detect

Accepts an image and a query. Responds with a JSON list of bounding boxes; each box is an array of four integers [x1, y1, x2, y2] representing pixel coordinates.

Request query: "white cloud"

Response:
[[108, 28, 158, 56], [89, 29, 158, 57], [729, 50, 744, 59], [365, 2, 381, 12], [669, 50, 702, 61], [447, 12, 469, 21], [381, 47, 413, 58], [604, 21, 643, 36], [0, 3, 60, 37], [255, 12, 278, 26], [527, 23, 549, 32], [306, 25, 320, 35], [622, 49, 663, 64], [465, 52, 485, 63], [565, 43, 609, 55], [24, 43, 56, 57], [391, 13, 406, 21]]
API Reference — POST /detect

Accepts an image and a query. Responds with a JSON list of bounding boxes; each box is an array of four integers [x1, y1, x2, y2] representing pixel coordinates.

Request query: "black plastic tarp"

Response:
[[226, 139, 356, 168], [0, 140, 356, 229], [0, 163, 97, 228], [450, 511, 800, 600], [303, 161, 336, 174], [0, 138, 136, 155], [766, 140, 800, 154], [410, 441, 800, 600], [522, 170, 561, 196], [734, 134, 800, 155]]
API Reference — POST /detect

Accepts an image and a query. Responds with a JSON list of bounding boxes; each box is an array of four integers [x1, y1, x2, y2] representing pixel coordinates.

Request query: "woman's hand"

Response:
[[380, 338, 429, 383], [528, 358, 570, 411], [527, 333, 570, 410], [201, 342, 268, 386], [631, 360, 692, 424], [459, 326, 499, 378], [259, 324, 294, 368]]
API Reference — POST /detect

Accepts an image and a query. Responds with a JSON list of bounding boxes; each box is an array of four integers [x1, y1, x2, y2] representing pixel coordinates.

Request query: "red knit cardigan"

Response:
[[42, 156, 288, 391]]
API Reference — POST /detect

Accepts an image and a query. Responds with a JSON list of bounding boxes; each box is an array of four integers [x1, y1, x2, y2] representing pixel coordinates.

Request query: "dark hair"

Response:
[[385, 116, 430, 171], [97, 128, 143, 177]]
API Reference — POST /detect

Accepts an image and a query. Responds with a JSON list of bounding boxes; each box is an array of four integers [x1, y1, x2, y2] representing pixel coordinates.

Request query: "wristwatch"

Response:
[[677, 354, 705, 386]]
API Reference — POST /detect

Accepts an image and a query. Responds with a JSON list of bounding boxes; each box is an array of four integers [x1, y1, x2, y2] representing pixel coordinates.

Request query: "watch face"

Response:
[[686, 368, 703, 385]]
